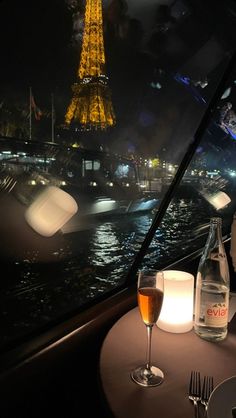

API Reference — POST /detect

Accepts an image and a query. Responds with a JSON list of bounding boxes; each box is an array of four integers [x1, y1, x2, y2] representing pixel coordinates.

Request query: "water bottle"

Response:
[[194, 217, 230, 342]]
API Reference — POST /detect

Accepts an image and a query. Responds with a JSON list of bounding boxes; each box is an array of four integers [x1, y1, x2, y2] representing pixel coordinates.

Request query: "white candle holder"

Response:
[[157, 270, 194, 333]]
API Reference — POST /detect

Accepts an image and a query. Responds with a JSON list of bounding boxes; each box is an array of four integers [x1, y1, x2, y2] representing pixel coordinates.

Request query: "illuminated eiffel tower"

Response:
[[65, 0, 116, 131]]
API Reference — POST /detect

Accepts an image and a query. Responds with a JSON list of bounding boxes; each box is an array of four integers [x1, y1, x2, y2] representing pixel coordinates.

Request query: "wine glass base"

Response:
[[131, 365, 164, 387]]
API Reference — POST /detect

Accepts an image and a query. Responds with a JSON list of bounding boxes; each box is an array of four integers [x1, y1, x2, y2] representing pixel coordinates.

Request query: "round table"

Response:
[[99, 307, 236, 418]]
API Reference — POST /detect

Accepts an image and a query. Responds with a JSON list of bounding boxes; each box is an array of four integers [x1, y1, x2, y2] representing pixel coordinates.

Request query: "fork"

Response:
[[201, 375, 214, 416], [189, 371, 201, 418]]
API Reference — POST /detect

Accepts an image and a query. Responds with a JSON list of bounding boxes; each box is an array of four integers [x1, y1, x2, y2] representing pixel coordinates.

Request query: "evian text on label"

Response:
[[205, 302, 228, 327]]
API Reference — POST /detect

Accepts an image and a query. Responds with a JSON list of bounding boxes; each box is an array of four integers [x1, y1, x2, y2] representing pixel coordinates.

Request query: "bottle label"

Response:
[[205, 302, 228, 327]]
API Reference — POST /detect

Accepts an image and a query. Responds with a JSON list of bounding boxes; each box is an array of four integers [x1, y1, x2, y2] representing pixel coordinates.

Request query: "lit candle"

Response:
[[157, 270, 194, 333]]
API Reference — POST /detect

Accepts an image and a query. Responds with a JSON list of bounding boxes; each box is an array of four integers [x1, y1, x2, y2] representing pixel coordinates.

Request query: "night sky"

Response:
[[0, 0, 73, 103], [0, 0, 236, 157]]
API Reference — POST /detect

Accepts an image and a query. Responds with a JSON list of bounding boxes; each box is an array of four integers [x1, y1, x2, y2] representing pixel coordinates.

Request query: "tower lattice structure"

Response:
[[65, 0, 116, 130]]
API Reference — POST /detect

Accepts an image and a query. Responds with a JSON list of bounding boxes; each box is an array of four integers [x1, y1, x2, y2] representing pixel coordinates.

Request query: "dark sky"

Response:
[[0, 0, 73, 103]]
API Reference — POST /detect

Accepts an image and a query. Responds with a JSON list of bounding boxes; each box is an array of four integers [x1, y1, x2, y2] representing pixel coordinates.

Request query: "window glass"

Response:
[[142, 65, 236, 270], [0, 0, 236, 350]]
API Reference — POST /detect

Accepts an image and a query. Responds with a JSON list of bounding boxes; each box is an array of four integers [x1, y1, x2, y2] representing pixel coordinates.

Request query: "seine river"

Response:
[[0, 196, 226, 349]]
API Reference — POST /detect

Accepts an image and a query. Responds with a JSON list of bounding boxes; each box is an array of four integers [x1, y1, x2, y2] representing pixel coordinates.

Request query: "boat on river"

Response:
[[0, 137, 159, 229]]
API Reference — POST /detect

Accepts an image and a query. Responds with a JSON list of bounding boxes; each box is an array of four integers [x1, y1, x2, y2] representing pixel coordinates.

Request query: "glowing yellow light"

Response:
[[157, 270, 194, 333], [65, 0, 115, 130]]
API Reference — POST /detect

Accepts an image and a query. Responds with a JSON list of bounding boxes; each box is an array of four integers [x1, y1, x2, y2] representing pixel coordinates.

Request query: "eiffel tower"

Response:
[[65, 0, 116, 131]]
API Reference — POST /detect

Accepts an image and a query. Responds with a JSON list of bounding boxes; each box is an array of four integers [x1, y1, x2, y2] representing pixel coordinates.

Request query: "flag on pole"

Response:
[[30, 92, 43, 121]]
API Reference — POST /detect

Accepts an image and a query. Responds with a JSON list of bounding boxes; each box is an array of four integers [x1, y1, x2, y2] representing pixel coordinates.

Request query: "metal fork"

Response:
[[201, 375, 214, 416], [189, 371, 201, 418]]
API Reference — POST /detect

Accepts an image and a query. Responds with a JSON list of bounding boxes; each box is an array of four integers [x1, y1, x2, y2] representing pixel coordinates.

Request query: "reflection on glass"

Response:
[[25, 186, 78, 237]]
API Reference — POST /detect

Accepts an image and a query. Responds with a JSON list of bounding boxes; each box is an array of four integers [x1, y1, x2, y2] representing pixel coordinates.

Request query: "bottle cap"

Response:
[[210, 217, 222, 224]]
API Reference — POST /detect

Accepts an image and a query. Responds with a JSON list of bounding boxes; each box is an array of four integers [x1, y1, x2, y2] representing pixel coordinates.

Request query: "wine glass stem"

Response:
[[146, 324, 153, 371]]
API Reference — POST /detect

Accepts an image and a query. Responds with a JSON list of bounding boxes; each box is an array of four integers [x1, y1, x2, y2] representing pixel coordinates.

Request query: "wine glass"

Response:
[[131, 269, 164, 387]]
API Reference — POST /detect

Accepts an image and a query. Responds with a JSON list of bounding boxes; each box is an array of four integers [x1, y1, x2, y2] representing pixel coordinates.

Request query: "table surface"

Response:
[[99, 294, 236, 418]]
